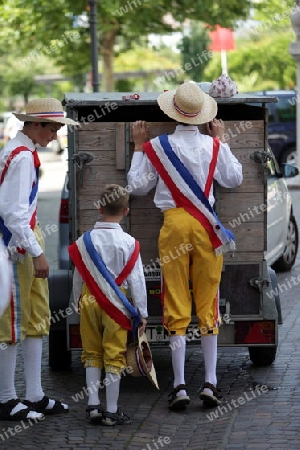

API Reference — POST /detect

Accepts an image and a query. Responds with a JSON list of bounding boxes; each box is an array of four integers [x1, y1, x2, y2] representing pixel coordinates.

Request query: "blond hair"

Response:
[[99, 184, 129, 216]]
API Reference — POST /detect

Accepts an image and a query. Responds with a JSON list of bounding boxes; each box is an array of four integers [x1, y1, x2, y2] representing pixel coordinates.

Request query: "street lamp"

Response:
[[88, 0, 99, 92]]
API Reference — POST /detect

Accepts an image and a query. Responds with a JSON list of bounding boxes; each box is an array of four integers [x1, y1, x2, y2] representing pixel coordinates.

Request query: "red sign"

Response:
[[208, 25, 235, 52]]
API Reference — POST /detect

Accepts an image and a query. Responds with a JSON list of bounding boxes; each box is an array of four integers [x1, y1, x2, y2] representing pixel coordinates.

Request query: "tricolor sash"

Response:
[[68, 231, 141, 335], [0, 146, 39, 253], [143, 134, 235, 255]]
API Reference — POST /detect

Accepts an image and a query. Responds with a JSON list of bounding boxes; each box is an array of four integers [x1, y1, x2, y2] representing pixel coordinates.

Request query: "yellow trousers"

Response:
[[0, 225, 49, 343], [159, 208, 223, 336], [79, 284, 128, 374]]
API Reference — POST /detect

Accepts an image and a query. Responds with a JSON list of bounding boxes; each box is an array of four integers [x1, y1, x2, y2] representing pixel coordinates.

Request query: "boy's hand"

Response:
[[131, 121, 149, 151], [33, 253, 49, 278], [138, 318, 147, 336], [206, 118, 226, 143]]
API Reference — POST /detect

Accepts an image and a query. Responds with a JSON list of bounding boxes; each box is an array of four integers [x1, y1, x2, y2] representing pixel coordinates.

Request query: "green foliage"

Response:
[[177, 22, 211, 82], [0, 0, 252, 89], [204, 31, 296, 91]]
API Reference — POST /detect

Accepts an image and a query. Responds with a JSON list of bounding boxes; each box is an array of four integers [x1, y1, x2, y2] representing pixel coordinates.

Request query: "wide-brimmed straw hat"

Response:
[[157, 80, 217, 125], [13, 98, 79, 126], [126, 332, 159, 390]]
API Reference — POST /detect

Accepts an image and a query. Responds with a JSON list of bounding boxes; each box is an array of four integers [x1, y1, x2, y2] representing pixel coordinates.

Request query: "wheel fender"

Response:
[[268, 267, 283, 324]]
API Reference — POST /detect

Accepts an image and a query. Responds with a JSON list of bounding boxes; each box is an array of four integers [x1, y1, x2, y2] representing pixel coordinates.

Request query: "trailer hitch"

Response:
[[249, 276, 269, 291], [72, 152, 94, 187]]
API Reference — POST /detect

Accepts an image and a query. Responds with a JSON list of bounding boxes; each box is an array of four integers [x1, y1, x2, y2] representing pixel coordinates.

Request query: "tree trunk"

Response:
[[100, 26, 119, 91]]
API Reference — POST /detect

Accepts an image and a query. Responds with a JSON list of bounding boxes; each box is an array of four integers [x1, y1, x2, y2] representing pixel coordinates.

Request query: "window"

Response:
[[276, 97, 296, 122]]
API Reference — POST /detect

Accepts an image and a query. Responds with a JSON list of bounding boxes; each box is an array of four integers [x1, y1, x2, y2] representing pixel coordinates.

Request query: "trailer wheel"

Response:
[[49, 329, 72, 371], [248, 346, 277, 366]]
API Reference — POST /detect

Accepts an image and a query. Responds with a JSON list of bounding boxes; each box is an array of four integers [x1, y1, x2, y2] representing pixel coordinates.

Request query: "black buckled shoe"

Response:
[[168, 384, 190, 411], [199, 382, 221, 407]]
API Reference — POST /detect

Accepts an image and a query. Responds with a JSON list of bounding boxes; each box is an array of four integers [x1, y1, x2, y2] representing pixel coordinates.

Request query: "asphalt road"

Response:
[[1, 152, 300, 450]]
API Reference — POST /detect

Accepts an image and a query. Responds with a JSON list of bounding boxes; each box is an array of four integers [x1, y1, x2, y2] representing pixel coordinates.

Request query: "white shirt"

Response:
[[73, 221, 148, 318], [0, 238, 12, 317], [127, 125, 243, 209], [0, 131, 43, 258]]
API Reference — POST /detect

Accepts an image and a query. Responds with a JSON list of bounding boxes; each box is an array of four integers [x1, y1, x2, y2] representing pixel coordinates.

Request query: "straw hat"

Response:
[[157, 80, 217, 125], [13, 98, 79, 126], [126, 332, 159, 390]]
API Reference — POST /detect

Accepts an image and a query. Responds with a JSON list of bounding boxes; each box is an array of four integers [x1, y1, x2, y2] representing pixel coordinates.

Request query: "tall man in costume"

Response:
[[0, 98, 79, 421], [127, 81, 243, 410]]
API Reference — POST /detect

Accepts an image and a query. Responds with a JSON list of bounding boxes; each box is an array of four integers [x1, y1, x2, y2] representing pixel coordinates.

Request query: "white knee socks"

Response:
[[201, 334, 218, 387], [105, 373, 120, 413], [22, 337, 44, 402], [86, 366, 101, 406], [0, 343, 18, 403], [169, 335, 186, 395]]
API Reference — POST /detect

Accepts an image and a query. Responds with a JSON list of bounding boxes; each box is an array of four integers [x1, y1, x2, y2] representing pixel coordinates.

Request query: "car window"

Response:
[[276, 97, 295, 122], [266, 103, 276, 123]]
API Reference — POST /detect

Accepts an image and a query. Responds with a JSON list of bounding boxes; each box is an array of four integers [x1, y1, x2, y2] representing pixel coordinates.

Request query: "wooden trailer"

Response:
[[48, 91, 282, 370]]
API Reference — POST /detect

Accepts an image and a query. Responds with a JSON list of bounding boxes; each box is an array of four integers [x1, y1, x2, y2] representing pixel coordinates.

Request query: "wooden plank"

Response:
[[115, 123, 126, 170], [223, 252, 265, 263], [217, 192, 265, 219], [78, 123, 116, 150]]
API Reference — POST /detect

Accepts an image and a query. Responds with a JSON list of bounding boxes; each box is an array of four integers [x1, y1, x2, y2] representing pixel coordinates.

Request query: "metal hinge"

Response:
[[71, 152, 94, 187]]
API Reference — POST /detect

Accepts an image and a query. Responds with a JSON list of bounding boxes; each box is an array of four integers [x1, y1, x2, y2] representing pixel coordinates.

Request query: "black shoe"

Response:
[[0, 398, 44, 421], [168, 384, 190, 411], [199, 382, 221, 407], [86, 405, 102, 423], [23, 395, 69, 415], [101, 408, 132, 426]]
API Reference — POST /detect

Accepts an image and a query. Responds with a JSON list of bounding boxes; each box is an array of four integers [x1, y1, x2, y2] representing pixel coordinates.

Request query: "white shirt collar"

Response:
[[175, 124, 200, 133], [16, 131, 36, 152], [94, 221, 122, 230]]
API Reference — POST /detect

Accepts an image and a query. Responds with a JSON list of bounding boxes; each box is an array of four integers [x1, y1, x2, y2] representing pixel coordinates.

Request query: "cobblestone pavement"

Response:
[[1, 156, 300, 450]]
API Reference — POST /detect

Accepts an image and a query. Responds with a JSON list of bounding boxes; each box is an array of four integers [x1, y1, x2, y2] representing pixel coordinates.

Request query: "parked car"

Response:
[[248, 90, 297, 165]]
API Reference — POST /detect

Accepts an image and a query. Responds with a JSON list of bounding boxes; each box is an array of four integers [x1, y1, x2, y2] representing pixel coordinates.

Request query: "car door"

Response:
[[266, 151, 290, 264]]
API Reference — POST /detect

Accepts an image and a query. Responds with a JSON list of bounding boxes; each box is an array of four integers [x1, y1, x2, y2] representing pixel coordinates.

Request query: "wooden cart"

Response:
[[48, 91, 282, 370]]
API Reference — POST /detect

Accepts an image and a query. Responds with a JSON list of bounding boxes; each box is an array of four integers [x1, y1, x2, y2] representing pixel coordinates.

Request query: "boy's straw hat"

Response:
[[126, 332, 159, 390], [157, 80, 217, 125], [14, 98, 79, 126]]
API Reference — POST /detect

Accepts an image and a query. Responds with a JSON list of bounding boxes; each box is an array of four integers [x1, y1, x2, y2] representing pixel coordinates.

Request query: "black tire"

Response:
[[49, 329, 72, 371], [272, 215, 299, 272], [248, 346, 277, 366]]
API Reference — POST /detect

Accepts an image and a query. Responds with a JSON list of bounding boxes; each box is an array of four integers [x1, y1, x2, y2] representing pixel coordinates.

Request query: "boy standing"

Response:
[[127, 81, 243, 410], [0, 98, 79, 420], [68, 184, 148, 425]]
